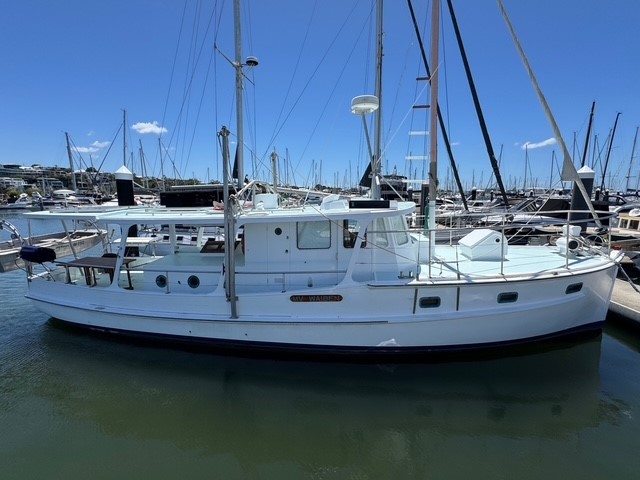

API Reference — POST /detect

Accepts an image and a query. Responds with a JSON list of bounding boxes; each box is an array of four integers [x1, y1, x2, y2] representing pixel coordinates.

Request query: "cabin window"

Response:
[[155, 275, 167, 288], [497, 292, 518, 303], [419, 296, 441, 308], [369, 218, 389, 247], [188, 275, 200, 289], [388, 215, 410, 246], [297, 221, 331, 249], [565, 283, 583, 294], [342, 219, 366, 248]]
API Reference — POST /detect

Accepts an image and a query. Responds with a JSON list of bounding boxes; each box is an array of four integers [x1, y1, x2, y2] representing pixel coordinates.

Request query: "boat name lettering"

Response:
[[290, 294, 343, 302]]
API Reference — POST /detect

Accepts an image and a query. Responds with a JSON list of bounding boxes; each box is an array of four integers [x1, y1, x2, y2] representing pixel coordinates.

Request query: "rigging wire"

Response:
[[260, 0, 369, 173], [161, 1, 218, 179], [159, 0, 189, 174], [259, 0, 320, 179]]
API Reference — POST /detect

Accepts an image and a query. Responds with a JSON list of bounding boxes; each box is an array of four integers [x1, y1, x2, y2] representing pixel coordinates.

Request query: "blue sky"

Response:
[[1, 0, 639, 193]]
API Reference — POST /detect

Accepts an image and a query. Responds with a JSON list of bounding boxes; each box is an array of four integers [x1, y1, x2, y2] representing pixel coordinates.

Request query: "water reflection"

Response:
[[605, 317, 640, 353], [33, 331, 605, 448]]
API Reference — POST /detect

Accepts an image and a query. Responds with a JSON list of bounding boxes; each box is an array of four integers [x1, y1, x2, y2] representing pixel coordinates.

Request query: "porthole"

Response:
[[497, 292, 518, 303], [419, 296, 441, 308], [188, 275, 200, 289], [155, 275, 167, 288], [565, 283, 583, 294], [275, 227, 282, 235]]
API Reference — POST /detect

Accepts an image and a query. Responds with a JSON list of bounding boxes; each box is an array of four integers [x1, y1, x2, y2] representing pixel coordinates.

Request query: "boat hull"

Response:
[[26, 263, 618, 357]]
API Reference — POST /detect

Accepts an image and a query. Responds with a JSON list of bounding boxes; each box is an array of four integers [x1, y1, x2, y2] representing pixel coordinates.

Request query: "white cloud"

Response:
[[131, 121, 167, 135], [521, 138, 556, 150], [73, 146, 100, 154], [71, 140, 110, 154]]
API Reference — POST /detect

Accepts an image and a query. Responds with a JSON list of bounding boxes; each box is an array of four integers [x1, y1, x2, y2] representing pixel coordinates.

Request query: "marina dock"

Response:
[[609, 278, 640, 327]]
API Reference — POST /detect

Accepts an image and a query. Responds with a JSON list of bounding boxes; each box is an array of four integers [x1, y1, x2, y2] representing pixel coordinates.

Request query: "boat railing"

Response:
[[0, 219, 26, 246], [408, 210, 617, 278]]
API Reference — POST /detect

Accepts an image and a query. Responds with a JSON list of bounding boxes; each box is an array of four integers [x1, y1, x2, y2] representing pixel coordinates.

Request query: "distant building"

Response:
[[36, 177, 66, 193], [0, 177, 26, 190]]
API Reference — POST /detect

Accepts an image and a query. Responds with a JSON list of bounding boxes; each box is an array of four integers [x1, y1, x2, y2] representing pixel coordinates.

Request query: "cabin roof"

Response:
[[24, 201, 415, 225]]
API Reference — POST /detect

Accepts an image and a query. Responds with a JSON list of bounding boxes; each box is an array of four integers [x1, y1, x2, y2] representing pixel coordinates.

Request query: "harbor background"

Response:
[[1, 214, 640, 479]]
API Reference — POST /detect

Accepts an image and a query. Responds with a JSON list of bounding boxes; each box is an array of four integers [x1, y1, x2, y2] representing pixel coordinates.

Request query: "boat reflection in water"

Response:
[[12, 329, 627, 478]]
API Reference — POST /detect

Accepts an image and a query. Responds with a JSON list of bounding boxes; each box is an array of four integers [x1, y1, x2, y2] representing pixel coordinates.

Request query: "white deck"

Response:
[[422, 244, 613, 282]]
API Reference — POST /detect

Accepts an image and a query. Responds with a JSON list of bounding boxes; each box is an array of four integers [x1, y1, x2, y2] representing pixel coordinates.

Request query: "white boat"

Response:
[[0, 193, 40, 211], [0, 219, 106, 273], [16, 1, 622, 358], [19, 194, 621, 357], [42, 189, 97, 209]]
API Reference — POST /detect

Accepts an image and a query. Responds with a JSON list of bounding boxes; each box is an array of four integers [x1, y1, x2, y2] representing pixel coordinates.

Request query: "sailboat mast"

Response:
[[626, 126, 639, 192], [370, 0, 384, 200], [65, 132, 77, 192], [122, 109, 127, 169], [600, 112, 620, 191], [580, 101, 595, 168], [234, 0, 244, 190], [220, 126, 237, 318], [158, 138, 166, 191], [523, 145, 528, 192], [407, 0, 468, 211], [428, 0, 440, 257]]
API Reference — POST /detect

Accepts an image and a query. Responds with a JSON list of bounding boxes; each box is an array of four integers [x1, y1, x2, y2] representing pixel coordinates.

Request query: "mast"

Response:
[[271, 150, 278, 194], [65, 132, 77, 192], [158, 138, 166, 191], [407, 0, 468, 211], [523, 145, 528, 193], [122, 109, 127, 169], [599, 112, 620, 191], [234, 0, 244, 190], [220, 126, 237, 318], [139, 140, 148, 189], [625, 126, 639, 192], [580, 101, 595, 168], [428, 0, 440, 259], [370, 0, 384, 200]]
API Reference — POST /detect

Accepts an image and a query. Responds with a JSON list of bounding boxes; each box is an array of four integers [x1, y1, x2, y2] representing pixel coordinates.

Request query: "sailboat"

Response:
[[17, 1, 621, 358]]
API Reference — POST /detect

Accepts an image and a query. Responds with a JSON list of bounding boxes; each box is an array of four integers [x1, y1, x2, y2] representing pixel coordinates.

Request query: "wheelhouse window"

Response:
[[297, 220, 331, 249], [388, 215, 409, 246], [369, 218, 389, 247], [367, 217, 409, 248], [343, 219, 366, 248]]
